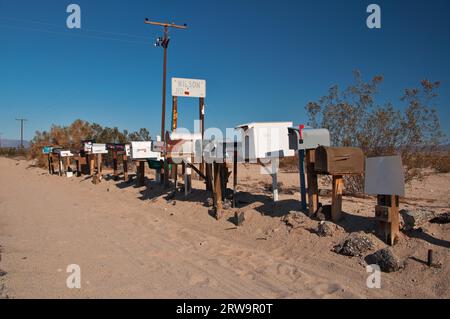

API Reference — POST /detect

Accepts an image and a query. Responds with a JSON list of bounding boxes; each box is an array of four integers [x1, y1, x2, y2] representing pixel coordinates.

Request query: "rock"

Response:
[[366, 248, 404, 273], [430, 212, 450, 224], [315, 205, 331, 221], [333, 233, 374, 257], [317, 221, 341, 237], [282, 211, 309, 229], [234, 211, 245, 226], [400, 209, 437, 230], [223, 199, 232, 210], [0, 269, 6, 277], [319, 189, 332, 196], [205, 197, 214, 207]]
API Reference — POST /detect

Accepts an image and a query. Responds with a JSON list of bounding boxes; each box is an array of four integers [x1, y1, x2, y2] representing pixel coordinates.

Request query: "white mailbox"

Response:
[[53, 149, 74, 157], [83, 140, 94, 153], [235, 122, 294, 161], [92, 143, 108, 154], [288, 127, 330, 150], [130, 141, 161, 160]]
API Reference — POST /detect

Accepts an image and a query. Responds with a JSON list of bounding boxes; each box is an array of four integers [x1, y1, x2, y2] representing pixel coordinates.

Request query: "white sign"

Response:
[[172, 77, 206, 98], [364, 156, 405, 197]]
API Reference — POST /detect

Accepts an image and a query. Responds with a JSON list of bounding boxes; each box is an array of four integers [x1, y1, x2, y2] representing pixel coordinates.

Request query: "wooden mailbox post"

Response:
[[169, 77, 207, 190], [314, 146, 365, 222], [365, 156, 405, 245]]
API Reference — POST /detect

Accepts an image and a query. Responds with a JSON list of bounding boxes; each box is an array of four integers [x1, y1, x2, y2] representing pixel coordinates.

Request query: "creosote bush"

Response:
[[305, 71, 447, 194]]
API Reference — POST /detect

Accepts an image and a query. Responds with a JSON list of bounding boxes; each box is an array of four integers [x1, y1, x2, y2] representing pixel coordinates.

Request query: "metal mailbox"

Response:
[[130, 141, 161, 160], [52, 148, 74, 157], [42, 146, 53, 154], [288, 127, 330, 150], [166, 131, 202, 159], [314, 146, 365, 175], [235, 122, 294, 161]]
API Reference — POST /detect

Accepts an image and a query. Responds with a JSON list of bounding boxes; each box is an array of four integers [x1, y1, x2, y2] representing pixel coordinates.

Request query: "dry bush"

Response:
[[305, 71, 447, 194]]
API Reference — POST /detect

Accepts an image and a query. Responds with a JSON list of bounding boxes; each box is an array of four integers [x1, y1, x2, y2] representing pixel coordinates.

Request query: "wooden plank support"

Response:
[[205, 163, 213, 191], [113, 151, 118, 179], [185, 162, 207, 181], [233, 141, 238, 208], [376, 195, 400, 246], [123, 154, 129, 181], [213, 162, 223, 220], [89, 154, 95, 176], [306, 149, 319, 216], [331, 175, 344, 222], [199, 97, 205, 179], [137, 161, 146, 187]]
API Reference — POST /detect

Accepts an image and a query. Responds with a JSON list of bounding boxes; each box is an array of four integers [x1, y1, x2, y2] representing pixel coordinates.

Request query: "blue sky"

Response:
[[1, 0, 449, 141]]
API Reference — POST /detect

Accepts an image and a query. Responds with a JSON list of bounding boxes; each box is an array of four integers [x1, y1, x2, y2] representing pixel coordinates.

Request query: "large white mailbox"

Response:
[[235, 122, 294, 161], [130, 141, 161, 160], [288, 127, 330, 150]]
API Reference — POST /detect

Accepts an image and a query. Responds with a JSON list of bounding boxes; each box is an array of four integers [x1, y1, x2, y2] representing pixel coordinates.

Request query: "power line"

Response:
[[0, 16, 150, 40]]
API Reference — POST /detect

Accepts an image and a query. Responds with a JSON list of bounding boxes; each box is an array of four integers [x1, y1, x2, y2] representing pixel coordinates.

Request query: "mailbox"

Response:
[[52, 149, 73, 157], [91, 143, 108, 154], [130, 141, 161, 160], [42, 146, 53, 154], [288, 127, 330, 150], [106, 143, 128, 153], [235, 122, 294, 161], [82, 140, 95, 153], [314, 146, 364, 175]]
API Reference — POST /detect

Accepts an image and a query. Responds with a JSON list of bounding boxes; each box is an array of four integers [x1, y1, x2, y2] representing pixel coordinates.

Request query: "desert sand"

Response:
[[0, 156, 449, 299]]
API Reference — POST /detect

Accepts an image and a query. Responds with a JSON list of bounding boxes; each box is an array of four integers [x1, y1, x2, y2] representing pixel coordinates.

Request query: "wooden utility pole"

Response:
[[144, 19, 187, 142], [15, 118, 28, 149], [145, 18, 187, 188]]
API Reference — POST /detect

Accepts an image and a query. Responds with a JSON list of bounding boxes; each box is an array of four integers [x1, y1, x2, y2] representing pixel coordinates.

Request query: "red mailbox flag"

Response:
[[299, 124, 305, 140]]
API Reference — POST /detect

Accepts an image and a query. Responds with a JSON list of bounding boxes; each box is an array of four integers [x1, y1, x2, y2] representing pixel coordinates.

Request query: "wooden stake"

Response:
[[331, 175, 344, 222], [376, 195, 400, 246], [137, 161, 145, 187], [213, 162, 223, 219], [123, 154, 129, 181], [306, 149, 318, 216], [113, 151, 118, 179]]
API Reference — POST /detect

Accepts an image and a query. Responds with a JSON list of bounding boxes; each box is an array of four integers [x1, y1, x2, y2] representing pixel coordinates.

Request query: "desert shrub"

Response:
[[305, 71, 446, 194]]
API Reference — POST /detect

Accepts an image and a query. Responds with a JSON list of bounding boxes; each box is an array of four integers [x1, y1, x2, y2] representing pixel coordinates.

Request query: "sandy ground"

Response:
[[0, 156, 448, 299]]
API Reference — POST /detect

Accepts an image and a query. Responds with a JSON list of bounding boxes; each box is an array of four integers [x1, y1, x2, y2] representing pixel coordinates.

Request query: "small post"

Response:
[[375, 195, 400, 245], [272, 173, 279, 202], [299, 149, 307, 211], [213, 162, 223, 219], [199, 97, 205, 177], [123, 154, 129, 181], [331, 175, 343, 222], [427, 249, 433, 267], [306, 149, 318, 216], [97, 153, 103, 177], [137, 161, 146, 187], [113, 151, 118, 179], [89, 154, 95, 176], [58, 155, 63, 177], [184, 158, 192, 197], [233, 140, 238, 208]]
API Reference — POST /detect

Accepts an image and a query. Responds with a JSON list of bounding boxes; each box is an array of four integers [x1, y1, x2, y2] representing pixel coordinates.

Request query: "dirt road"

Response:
[[0, 157, 448, 298]]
